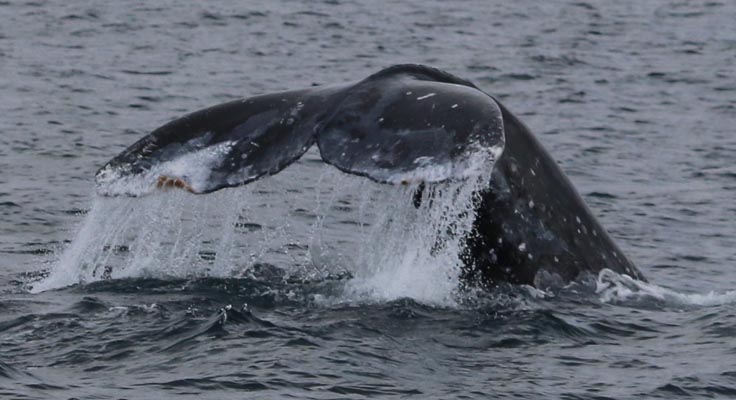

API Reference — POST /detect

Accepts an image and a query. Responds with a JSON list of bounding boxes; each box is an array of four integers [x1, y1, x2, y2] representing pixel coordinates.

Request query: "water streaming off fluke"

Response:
[[36, 159, 492, 305]]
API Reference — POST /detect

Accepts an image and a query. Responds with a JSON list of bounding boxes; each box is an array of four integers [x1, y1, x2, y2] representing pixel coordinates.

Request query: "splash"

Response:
[[34, 154, 492, 306], [596, 269, 736, 308], [33, 190, 251, 292], [344, 177, 489, 306]]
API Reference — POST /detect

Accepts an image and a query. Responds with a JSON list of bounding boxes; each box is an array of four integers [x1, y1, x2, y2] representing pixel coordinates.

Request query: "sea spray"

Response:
[[35, 156, 492, 305], [33, 190, 253, 292]]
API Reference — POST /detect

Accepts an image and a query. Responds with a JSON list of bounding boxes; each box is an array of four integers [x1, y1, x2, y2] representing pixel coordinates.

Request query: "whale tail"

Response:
[[95, 65, 506, 197]]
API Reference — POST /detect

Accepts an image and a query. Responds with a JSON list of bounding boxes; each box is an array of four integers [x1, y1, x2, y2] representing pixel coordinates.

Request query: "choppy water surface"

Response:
[[2, 1, 736, 398]]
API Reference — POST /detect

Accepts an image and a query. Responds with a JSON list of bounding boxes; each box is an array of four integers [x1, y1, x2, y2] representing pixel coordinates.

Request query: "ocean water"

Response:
[[2, 1, 736, 398]]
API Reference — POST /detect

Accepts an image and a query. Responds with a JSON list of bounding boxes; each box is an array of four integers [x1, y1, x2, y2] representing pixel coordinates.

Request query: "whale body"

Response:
[[96, 64, 645, 287]]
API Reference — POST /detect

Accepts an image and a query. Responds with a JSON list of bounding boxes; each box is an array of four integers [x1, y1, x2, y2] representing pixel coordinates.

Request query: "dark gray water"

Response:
[[2, 1, 736, 398]]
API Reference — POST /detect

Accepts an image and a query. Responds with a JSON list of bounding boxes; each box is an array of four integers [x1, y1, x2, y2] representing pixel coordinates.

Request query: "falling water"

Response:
[[34, 155, 492, 306]]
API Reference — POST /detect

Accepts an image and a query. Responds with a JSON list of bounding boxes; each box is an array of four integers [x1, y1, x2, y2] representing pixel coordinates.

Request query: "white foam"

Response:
[[596, 269, 736, 307]]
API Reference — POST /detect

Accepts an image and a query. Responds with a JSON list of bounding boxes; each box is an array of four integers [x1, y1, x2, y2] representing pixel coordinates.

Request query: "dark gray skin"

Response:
[[96, 64, 644, 287], [97, 65, 503, 194], [460, 102, 644, 286]]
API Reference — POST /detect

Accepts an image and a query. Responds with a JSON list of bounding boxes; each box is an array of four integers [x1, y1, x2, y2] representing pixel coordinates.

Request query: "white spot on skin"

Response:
[[518, 243, 527, 252], [250, 141, 260, 148], [529, 200, 535, 208], [530, 169, 536, 176], [451, 104, 458, 108], [378, 117, 384, 122], [576, 216, 581, 224], [416, 93, 436, 100], [406, 91, 413, 95], [554, 256, 559, 263]]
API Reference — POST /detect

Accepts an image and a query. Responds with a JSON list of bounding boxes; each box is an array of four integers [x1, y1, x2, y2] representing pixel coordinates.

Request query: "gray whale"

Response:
[[96, 64, 644, 287]]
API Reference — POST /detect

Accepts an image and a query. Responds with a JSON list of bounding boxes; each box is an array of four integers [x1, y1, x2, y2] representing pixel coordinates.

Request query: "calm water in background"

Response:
[[2, 1, 736, 398]]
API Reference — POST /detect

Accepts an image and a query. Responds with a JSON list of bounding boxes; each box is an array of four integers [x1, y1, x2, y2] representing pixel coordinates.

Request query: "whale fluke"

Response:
[[96, 64, 505, 196]]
